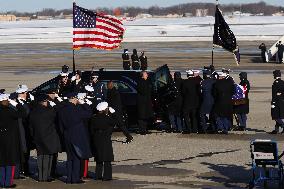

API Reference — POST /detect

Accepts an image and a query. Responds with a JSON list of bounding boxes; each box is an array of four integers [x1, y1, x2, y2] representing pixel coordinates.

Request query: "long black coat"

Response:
[[71, 79, 85, 93], [0, 104, 26, 167], [58, 102, 92, 159], [131, 54, 140, 70], [139, 55, 148, 70], [182, 77, 201, 112], [168, 78, 183, 115], [29, 104, 61, 155], [107, 88, 123, 115], [234, 79, 250, 114], [89, 113, 115, 162], [271, 78, 284, 120], [200, 78, 216, 114], [213, 79, 235, 117], [137, 78, 153, 120]]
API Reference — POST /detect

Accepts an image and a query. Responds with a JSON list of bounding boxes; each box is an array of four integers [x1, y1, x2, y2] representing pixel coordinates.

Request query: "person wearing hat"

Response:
[[89, 72, 106, 106], [0, 94, 26, 188], [137, 71, 154, 135], [89, 102, 132, 181], [58, 72, 71, 97], [131, 49, 140, 70], [139, 51, 148, 71], [29, 94, 61, 182], [259, 43, 267, 63], [122, 49, 131, 70], [58, 92, 92, 184], [199, 69, 216, 133], [270, 70, 284, 134], [212, 72, 235, 134], [167, 72, 183, 133], [276, 41, 284, 64], [15, 84, 33, 177], [234, 72, 250, 131], [181, 70, 201, 134], [71, 70, 86, 93]]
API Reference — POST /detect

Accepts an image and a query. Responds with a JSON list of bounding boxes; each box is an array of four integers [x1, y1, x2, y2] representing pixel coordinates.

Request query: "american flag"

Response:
[[73, 3, 124, 50]]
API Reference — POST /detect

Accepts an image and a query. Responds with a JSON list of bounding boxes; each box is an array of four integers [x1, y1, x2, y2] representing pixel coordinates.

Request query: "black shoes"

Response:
[[66, 180, 85, 184], [3, 184, 17, 188]]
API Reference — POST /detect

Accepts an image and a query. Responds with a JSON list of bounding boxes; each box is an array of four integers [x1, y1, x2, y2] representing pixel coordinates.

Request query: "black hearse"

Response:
[[31, 65, 177, 129]]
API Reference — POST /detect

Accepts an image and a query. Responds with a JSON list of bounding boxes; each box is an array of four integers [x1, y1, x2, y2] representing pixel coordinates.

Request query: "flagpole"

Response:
[[212, 0, 219, 67], [72, 0, 76, 73]]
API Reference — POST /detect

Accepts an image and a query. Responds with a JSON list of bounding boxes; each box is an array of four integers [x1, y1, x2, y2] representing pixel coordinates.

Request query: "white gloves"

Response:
[[71, 76, 76, 81], [272, 105, 276, 108], [56, 96, 63, 102], [29, 94, 35, 101], [85, 99, 92, 105], [49, 101, 56, 107], [109, 107, 115, 114], [8, 99, 18, 107]]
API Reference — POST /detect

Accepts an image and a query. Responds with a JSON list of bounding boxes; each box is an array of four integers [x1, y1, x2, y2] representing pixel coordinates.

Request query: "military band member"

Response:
[[270, 70, 284, 134]]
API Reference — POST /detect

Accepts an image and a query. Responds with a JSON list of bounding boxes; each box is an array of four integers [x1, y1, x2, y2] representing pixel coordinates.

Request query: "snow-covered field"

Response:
[[0, 16, 283, 43]]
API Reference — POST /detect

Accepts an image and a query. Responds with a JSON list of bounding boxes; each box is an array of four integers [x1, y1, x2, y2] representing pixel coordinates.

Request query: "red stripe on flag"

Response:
[[73, 44, 120, 50], [96, 18, 124, 32], [95, 25, 123, 35], [73, 31, 119, 38], [73, 38, 122, 44], [97, 14, 123, 25]]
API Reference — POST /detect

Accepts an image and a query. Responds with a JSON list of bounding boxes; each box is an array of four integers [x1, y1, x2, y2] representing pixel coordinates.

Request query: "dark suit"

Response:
[[122, 53, 131, 70], [71, 80, 85, 93], [276, 43, 284, 63], [58, 102, 92, 183], [139, 55, 148, 70], [131, 54, 140, 70]]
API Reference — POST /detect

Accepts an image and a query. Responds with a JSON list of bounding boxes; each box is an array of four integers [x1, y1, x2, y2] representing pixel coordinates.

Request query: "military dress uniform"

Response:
[[131, 49, 140, 70], [139, 53, 148, 71], [271, 70, 284, 134], [276, 42, 284, 64], [122, 49, 131, 70]]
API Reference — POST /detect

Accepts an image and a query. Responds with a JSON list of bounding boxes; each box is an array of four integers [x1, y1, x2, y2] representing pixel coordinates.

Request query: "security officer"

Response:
[[122, 49, 131, 70], [131, 49, 140, 70], [182, 70, 201, 134], [58, 92, 92, 184], [29, 94, 61, 182], [276, 41, 284, 64], [200, 69, 216, 133], [71, 70, 86, 93], [137, 71, 153, 135], [270, 70, 284, 134], [259, 43, 267, 63], [15, 85, 34, 177], [139, 51, 148, 71], [213, 72, 235, 134], [89, 102, 132, 181], [0, 94, 26, 188], [89, 73, 106, 106]]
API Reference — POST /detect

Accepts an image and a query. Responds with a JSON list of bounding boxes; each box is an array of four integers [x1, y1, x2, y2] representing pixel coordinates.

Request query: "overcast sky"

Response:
[[1, 0, 282, 12]]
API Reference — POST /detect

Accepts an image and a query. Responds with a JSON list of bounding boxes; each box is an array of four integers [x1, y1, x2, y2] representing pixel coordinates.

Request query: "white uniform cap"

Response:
[[16, 85, 28, 94], [192, 70, 201, 74], [77, 93, 86, 100], [186, 70, 194, 76], [217, 72, 227, 77], [0, 94, 10, 101], [96, 102, 108, 111], [109, 107, 115, 114], [60, 72, 68, 77], [85, 85, 94, 92]]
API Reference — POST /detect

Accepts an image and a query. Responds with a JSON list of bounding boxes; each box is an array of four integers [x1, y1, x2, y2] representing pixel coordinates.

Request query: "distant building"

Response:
[[136, 14, 152, 19], [0, 14, 16, 21], [16, 17, 31, 21], [183, 13, 193, 17], [196, 9, 208, 17], [37, 16, 53, 20], [166, 14, 182, 18], [272, 11, 284, 16]]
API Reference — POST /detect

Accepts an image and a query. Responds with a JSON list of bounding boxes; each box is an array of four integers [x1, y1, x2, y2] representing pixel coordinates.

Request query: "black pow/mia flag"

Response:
[[213, 5, 240, 64]]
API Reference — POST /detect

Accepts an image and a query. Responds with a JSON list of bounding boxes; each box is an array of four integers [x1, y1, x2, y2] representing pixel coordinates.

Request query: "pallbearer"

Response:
[[0, 93, 26, 188], [139, 51, 148, 71], [122, 49, 131, 70], [131, 49, 140, 70]]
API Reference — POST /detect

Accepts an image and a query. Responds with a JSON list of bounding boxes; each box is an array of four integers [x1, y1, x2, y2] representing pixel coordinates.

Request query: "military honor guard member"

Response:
[[139, 51, 148, 71], [122, 49, 131, 70], [270, 70, 284, 134], [71, 70, 86, 93], [89, 72, 106, 106], [276, 41, 284, 64], [131, 49, 140, 70]]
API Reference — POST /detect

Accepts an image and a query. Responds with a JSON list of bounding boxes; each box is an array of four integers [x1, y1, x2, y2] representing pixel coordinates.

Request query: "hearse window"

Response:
[[39, 81, 58, 93], [99, 81, 134, 93], [156, 72, 168, 88]]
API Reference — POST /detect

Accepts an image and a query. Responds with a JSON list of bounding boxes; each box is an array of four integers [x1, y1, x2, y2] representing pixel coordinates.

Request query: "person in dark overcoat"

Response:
[[259, 43, 267, 63], [139, 51, 148, 71], [58, 93, 92, 184], [89, 102, 132, 181], [122, 49, 131, 70], [182, 70, 201, 134], [276, 41, 284, 64], [137, 71, 154, 135], [0, 94, 26, 188], [71, 70, 86, 93], [200, 70, 216, 133], [212, 72, 235, 134], [234, 72, 250, 131], [131, 49, 140, 70], [167, 72, 183, 132], [29, 94, 61, 182], [270, 70, 284, 134]]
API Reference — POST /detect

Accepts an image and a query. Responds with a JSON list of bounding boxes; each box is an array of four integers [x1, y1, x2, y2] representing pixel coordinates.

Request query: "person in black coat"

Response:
[[139, 51, 148, 71], [29, 95, 61, 182], [58, 93, 93, 184], [122, 49, 131, 70], [168, 72, 183, 132], [200, 70, 216, 133], [71, 70, 86, 93], [0, 94, 26, 188], [131, 49, 140, 70], [213, 72, 235, 134], [276, 41, 284, 64], [137, 71, 154, 135], [182, 70, 201, 134], [259, 43, 267, 63], [89, 102, 132, 181], [270, 70, 284, 134], [234, 72, 250, 131]]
